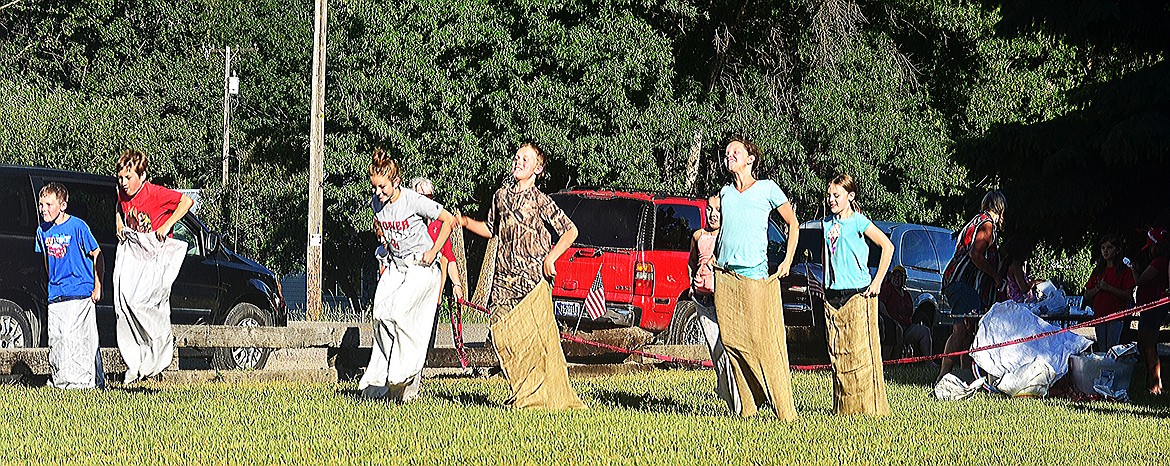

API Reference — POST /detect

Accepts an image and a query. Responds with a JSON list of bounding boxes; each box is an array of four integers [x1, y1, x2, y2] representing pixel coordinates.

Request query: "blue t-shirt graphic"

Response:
[[716, 180, 788, 279], [822, 211, 873, 290], [35, 216, 100, 301]]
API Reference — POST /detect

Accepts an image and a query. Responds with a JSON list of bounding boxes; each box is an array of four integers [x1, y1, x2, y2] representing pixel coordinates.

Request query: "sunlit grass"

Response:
[[1, 365, 1167, 464]]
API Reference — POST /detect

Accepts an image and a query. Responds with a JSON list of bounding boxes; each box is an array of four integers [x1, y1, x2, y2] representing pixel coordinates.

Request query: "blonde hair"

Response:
[[369, 148, 400, 180], [829, 173, 860, 212], [116, 149, 149, 176]]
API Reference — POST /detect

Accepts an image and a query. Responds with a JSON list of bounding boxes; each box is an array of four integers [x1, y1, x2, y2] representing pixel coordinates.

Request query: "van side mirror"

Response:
[[206, 232, 221, 254]]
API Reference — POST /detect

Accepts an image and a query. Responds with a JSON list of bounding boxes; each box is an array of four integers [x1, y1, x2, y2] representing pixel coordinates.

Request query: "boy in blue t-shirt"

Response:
[[34, 183, 105, 389]]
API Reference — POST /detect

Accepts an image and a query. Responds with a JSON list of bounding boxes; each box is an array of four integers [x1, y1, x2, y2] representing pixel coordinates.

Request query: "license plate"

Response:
[[554, 301, 582, 318]]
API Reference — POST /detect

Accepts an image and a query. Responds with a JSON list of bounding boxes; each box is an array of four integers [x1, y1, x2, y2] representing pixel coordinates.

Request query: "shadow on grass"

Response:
[[589, 390, 695, 414], [1065, 403, 1170, 419], [434, 392, 496, 407], [882, 363, 939, 387]]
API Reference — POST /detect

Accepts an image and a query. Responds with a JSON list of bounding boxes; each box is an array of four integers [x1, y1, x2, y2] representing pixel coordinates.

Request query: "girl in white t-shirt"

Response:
[[359, 148, 458, 401]]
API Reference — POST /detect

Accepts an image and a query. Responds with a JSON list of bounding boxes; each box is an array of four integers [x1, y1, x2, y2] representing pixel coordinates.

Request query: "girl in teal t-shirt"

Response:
[[820, 174, 894, 416], [822, 175, 894, 300]]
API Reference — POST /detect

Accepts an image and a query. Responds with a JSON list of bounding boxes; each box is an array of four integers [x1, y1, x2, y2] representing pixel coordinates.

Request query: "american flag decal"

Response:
[[585, 268, 606, 320]]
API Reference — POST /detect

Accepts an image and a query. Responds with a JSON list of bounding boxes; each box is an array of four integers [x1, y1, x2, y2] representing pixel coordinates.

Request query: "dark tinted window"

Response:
[[901, 230, 940, 271], [929, 230, 958, 270], [58, 182, 117, 244], [795, 226, 823, 264], [551, 194, 647, 249], [654, 203, 701, 251], [0, 173, 34, 235]]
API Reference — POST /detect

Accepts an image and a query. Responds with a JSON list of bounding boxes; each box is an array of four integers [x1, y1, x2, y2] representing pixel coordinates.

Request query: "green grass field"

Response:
[[1, 365, 1167, 464]]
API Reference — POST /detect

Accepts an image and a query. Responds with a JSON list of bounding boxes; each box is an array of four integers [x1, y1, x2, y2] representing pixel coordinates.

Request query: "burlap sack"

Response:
[[825, 293, 890, 416], [713, 269, 797, 420], [491, 281, 585, 410]]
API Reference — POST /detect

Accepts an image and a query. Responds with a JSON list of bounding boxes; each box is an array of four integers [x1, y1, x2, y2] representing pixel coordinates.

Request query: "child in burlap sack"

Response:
[[820, 174, 894, 416]]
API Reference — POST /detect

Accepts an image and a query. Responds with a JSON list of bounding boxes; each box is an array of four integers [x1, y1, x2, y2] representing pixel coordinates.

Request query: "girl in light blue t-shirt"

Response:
[[821, 174, 894, 416], [822, 174, 894, 303]]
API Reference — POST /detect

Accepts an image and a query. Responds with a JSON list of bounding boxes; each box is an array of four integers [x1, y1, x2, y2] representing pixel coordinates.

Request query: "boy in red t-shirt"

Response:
[[115, 149, 194, 240], [113, 149, 195, 382]]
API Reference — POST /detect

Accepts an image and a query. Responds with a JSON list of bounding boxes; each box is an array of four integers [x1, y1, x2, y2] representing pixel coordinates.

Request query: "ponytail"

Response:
[[369, 148, 400, 180]]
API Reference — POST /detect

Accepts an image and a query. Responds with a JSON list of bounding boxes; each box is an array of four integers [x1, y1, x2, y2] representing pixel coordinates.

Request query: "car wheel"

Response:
[[0, 299, 33, 349], [211, 302, 274, 370], [665, 299, 705, 346]]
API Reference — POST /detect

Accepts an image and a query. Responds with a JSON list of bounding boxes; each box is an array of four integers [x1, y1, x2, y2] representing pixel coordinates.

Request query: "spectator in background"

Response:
[[1134, 228, 1169, 394], [1084, 234, 1136, 352], [410, 177, 465, 301], [999, 235, 1037, 303], [938, 191, 1005, 381], [879, 266, 932, 358]]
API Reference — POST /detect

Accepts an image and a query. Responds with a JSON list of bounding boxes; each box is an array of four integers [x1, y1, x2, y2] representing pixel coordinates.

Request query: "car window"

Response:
[[929, 230, 958, 270], [57, 181, 117, 245], [795, 225, 823, 264], [551, 194, 647, 249], [171, 220, 202, 256], [901, 230, 940, 271], [766, 219, 786, 263], [0, 174, 34, 235], [654, 203, 701, 251]]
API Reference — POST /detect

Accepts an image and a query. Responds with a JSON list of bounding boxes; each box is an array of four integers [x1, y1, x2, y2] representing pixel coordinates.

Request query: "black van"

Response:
[[0, 166, 287, 369]]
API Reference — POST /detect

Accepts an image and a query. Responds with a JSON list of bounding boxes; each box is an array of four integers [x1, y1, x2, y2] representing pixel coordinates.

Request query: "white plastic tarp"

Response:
[[971, 300, 1092, 395], [114, 230, 186, 383]]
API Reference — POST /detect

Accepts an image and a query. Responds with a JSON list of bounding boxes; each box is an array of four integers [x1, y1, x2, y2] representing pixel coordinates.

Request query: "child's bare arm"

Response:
[[423, 209, 457, 266], [157, 194, 195, 241], [90, 248, 104, 303], [115, 212, 126, 241], [544, 225, 578, 279], [459, 215, 493, 239]]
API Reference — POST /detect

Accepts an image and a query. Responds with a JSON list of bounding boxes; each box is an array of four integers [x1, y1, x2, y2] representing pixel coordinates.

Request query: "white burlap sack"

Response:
[[114, 230, 185, 383]]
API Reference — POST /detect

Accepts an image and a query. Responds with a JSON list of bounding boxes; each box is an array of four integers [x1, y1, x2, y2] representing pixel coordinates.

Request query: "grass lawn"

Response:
[[1, 365, 1167, 464]]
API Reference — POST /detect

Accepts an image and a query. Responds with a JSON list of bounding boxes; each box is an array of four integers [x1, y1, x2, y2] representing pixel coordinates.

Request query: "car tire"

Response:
[[0, 299, 33, 349], [211, 302, 274, 370], [665, 299, 705, 346]]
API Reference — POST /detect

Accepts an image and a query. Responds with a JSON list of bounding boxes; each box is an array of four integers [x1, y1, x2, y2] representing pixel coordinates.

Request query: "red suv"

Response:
[[548, 188, 821, 345]]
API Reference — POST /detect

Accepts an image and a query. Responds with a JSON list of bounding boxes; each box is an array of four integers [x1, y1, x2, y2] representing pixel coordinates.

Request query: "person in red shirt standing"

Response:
[[1084, 234, 1137, 352], [1134, 228, 1169, 394]]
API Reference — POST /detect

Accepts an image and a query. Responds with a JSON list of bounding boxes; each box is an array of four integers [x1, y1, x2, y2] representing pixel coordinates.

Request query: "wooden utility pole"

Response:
[[306, 0, 327, 321]]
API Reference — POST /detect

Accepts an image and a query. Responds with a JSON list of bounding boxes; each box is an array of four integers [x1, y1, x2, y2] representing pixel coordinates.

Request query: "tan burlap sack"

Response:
[[713, 269, 797, 420], [491, 281, 586, 410], [825, 293, 890, 416]]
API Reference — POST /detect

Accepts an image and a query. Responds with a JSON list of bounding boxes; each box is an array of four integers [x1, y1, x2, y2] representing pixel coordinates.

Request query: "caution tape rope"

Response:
[[455, 296, 1170, 371]]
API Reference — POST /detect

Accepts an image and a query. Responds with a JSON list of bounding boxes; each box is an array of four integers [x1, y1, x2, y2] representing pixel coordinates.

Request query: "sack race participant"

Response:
[[114, 149, 195, 383], [712, 137, 800, 420], [821, 174, 893, 416], [459, 142, 584, 410], [35, 183, 106, 389], [359, 149, 456, 401], [689, 194, 739, 412]]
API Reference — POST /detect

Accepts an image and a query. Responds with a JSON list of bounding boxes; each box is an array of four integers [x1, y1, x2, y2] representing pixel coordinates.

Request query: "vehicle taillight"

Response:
[[634, 261, 654, 296]]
